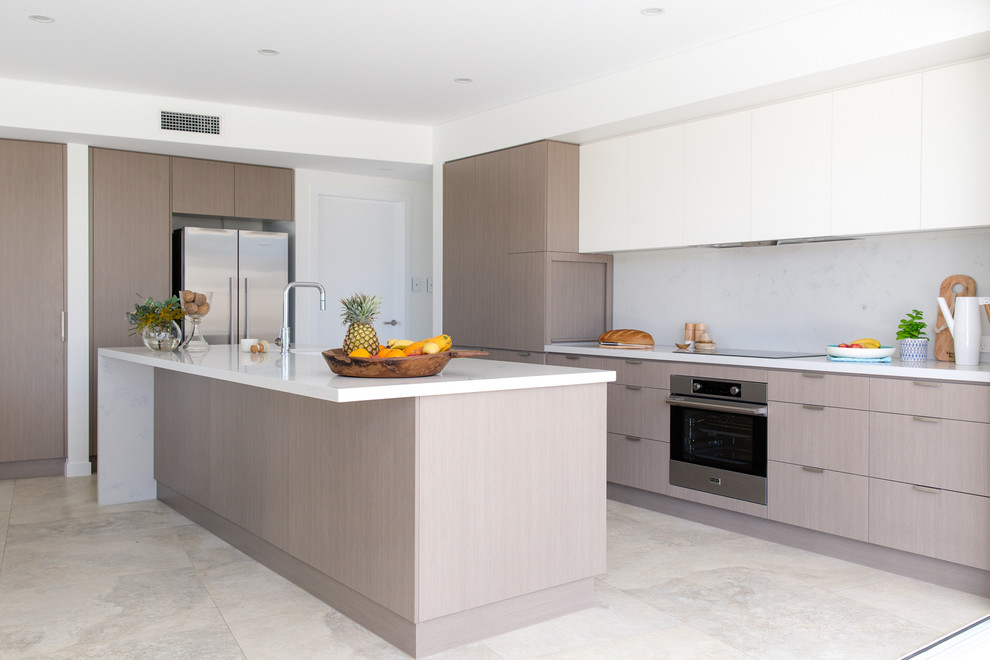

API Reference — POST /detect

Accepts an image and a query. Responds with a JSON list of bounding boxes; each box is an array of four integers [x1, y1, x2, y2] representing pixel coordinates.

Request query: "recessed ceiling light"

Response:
[[453, 78, 473, 84], [28, 14, 55, 23], [257, 49, 280, 56], [640, 7, 665, 16]]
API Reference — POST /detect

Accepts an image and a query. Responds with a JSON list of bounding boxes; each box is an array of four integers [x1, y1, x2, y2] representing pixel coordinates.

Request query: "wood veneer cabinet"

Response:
[[443, 141, 612, 353], [171, 156, 293, 221], [0, 139, 66, 472], [90, 148, 171, 455], [767, 371, 871, 540]]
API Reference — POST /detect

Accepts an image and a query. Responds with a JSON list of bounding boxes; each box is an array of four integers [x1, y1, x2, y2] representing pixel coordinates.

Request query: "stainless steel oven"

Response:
[[667, 375, 768, 505]]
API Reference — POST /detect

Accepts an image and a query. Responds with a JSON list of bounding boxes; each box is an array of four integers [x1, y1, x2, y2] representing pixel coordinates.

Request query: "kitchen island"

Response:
[[97, 346, 614, 658]]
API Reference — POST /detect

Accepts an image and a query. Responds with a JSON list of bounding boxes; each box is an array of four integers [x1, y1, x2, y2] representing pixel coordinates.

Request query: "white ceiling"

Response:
[[2, 0, 854, 126]]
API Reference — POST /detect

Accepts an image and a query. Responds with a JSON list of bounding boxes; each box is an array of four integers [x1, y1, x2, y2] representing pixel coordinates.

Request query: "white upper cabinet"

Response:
[[751, 94, 832, 241], [577, 57, 988, 253], [683, 112, 752, 246], [831, 74, 923, 235], [627, 125, 684, 249], [921, 57, 990, 230], [578, 137, 628, 253]]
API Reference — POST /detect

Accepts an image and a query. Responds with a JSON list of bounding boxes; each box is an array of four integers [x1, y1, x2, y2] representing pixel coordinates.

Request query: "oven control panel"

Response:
[[670, 375, 767, 404]]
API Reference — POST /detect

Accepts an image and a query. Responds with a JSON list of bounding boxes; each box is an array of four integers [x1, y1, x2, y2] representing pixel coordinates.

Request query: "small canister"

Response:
[[684, 323, 696, 342], [694, 323, 706, 342]]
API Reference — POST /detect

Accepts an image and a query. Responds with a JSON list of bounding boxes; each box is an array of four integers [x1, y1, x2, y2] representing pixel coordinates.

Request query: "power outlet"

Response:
[[982, 336, 990, 353]]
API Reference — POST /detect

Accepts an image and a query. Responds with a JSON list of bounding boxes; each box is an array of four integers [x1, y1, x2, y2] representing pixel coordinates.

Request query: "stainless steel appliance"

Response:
[[667, 374, 768, 505], [173, 227, 288, 345]]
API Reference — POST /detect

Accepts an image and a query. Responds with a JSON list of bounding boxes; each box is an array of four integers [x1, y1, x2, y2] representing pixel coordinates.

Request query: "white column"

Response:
[[64, 143, 92, 477]]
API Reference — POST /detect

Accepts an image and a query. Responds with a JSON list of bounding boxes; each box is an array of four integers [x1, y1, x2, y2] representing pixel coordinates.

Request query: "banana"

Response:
[[851, 338, 881, 348], [387, 339, 414, 349]]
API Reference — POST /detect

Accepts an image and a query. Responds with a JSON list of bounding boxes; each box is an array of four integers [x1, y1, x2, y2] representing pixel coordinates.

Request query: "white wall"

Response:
[[293, 169, 434, 344], [0, 77, 432, 168], [611, 229, 990, 355]]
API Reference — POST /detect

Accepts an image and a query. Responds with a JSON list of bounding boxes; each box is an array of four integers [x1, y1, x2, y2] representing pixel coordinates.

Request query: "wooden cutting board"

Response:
[[934, 274, 976, 362]]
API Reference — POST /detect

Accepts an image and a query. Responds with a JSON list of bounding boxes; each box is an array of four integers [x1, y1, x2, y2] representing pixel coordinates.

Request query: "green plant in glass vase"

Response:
[[126, 294, 186, 350]]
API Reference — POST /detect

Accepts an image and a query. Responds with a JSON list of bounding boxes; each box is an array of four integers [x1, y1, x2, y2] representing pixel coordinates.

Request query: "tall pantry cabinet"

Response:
[[443, 140, 612, 357], [89, 149, 172, 456], [0, 139, 67, 478]]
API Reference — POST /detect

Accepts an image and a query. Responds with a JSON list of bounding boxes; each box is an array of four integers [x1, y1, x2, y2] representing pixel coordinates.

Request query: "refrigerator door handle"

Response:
[[229, 277, 236, 342], [244, 277, 250, 338]]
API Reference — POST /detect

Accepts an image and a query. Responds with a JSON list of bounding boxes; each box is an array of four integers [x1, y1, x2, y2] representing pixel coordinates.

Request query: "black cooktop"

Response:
[[681, 348, 826, 359]]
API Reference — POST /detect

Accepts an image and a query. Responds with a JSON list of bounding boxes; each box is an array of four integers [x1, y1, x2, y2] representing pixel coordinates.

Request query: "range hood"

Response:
[[707, 236, 861, 248]]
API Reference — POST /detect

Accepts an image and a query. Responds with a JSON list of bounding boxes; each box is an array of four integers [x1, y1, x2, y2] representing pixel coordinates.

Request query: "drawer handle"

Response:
[[625, 385, 642, 391], [802, 373, 825, 379], [624, 359, 643, 365], [912, 416, 940, 423], [624, 435, 641, 442], [802, 466, 824, 474], [913, 381, 940, 388], [913, 485, 941, 494], [802, 404, 825, 411], [564, 355, 580, 360], [517, 352, 531, 357]]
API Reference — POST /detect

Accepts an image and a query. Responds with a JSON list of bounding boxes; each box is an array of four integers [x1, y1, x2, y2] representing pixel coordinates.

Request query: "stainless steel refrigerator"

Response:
[[173, 227, 288, 345]]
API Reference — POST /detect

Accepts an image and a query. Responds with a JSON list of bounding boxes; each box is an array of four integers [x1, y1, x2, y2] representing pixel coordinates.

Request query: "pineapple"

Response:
[[340, 293, 382, 355]]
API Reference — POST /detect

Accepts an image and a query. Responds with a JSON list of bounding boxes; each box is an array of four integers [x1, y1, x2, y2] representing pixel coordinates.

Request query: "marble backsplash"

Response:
[[611, 228, 990, 357]]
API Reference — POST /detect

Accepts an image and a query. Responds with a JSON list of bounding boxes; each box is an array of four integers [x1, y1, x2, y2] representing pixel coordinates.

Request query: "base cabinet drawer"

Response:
[[768, 402, 868, 474], [769, 371, 869, 409], [869, 478, 990, 570], [871, 378, 990, 423], [460, 347, 546, 364], [607, 383, 668, 440], [870, 412, 990, 496], [768, 461, 868, 541], [607, 434, 668, 494], [604, 357, 669, 389], [546, 353, 606, 370]]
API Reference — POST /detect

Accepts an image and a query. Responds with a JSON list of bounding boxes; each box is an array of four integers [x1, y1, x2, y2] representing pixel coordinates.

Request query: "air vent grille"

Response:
[[160, 110, 221, 135]]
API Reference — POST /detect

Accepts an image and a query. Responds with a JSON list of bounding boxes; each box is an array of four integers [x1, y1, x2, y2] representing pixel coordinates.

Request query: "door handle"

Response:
[[229, 277, 236, 342], [244, 277, 250, 339], [383, 319, 398, 326]]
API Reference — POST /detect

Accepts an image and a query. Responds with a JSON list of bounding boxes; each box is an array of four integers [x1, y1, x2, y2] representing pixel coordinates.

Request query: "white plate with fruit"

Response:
[[826, 338, 895, 359]]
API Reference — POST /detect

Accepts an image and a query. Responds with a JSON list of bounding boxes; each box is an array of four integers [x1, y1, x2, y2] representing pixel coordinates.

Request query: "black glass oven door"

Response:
[[669, 403, 767, 478]]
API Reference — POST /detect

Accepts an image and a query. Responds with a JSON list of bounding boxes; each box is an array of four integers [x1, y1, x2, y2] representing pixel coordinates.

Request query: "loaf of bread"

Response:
[[598, 329, 654, 346]]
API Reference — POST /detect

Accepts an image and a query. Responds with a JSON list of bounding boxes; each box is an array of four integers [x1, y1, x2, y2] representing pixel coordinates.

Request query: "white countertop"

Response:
[[546, 343, 990, 384], [99, 345, 616, 403]]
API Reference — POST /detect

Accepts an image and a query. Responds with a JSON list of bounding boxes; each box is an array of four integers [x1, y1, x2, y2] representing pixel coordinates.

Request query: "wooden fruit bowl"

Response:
[[321, 348, 488, 378]]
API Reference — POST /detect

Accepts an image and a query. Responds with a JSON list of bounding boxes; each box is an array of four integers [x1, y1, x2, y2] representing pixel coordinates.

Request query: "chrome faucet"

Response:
[[279, 282, 327, 354]]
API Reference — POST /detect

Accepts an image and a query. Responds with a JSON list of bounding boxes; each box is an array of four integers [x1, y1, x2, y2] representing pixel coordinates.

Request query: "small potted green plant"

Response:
[[126, 294, 186, 351], [896, 309, 928, 361]]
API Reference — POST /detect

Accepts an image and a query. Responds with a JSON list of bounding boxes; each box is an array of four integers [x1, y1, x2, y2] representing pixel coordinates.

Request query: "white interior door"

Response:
[[308, 189, 410, 348]]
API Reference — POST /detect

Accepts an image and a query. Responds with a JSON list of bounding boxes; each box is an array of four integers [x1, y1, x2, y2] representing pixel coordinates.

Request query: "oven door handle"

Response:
[[665, 395, 768, 417]]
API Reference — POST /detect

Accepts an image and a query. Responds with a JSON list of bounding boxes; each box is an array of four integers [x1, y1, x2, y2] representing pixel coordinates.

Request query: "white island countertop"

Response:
[[99, 345, 616, 403], [546, 342, 990, 384]]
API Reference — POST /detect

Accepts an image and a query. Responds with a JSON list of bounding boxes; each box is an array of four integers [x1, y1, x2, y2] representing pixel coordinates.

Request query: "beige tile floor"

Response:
[[1, 475, 988, 659]]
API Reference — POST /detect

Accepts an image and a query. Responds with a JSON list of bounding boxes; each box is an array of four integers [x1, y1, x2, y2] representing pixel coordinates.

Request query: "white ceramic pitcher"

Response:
[[937, 296, 990, 366]]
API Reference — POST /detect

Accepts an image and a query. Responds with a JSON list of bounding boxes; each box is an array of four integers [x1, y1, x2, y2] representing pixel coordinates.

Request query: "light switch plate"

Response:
[[427, 277, 433, 293], [411, 277, 422, 292]]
